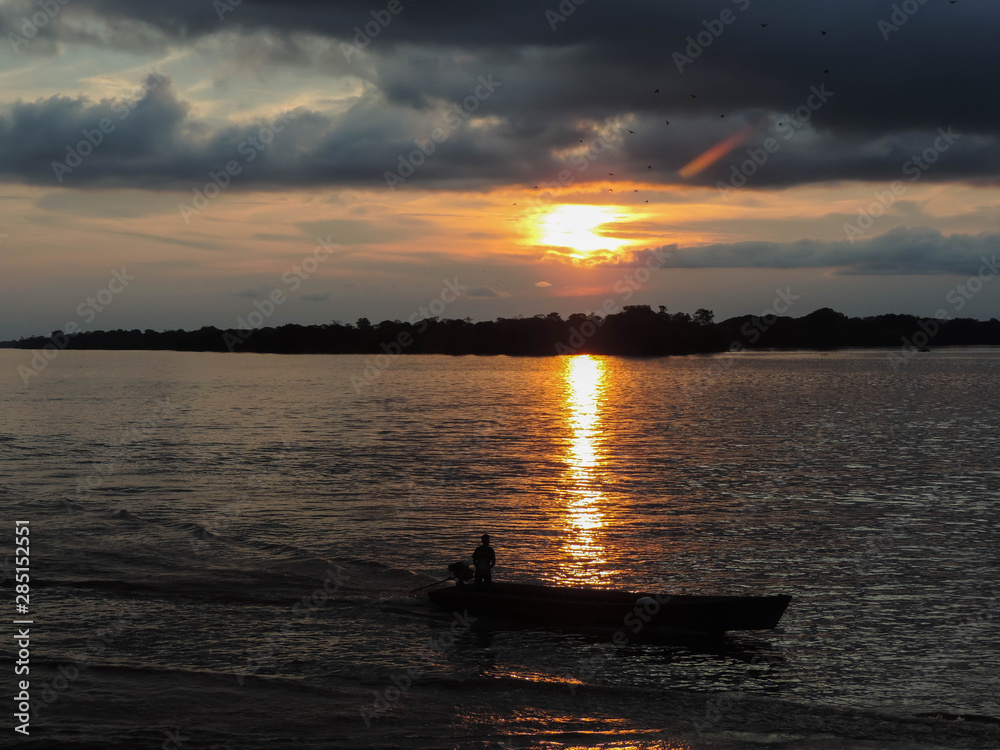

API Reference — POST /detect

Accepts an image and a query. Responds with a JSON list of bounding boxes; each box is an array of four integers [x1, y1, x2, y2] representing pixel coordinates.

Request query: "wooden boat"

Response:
[[427, 581, 791, 634]]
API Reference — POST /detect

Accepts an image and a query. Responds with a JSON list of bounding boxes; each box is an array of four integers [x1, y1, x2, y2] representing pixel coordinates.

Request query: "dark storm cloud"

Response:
[[620, 227, 1000, 276], [0, 69, 582, 190], [2, 0, 1000, 189]]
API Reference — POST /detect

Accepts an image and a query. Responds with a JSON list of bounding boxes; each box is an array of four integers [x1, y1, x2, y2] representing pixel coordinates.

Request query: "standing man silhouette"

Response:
[[472, 534, 496, 591]]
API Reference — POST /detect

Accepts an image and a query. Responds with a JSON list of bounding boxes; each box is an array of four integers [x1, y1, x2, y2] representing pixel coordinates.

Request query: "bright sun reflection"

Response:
[[561, 355, 609, 583], [536, 204, 630, 257]]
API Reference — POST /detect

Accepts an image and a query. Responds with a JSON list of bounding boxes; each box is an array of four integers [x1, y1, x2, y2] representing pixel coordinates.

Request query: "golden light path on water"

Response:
[[560, 354, 611, 585]]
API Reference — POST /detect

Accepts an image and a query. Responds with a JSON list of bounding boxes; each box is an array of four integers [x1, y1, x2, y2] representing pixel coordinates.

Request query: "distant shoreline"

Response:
[[3, 306, 999, 358], [3, 345, 1000, 356]]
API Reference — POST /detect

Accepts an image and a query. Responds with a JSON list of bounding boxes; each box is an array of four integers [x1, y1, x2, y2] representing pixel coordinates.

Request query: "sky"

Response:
[[2, 0, 1000, 341]]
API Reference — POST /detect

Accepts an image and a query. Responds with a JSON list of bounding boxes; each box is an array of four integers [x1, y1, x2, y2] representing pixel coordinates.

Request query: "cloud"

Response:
[[535, 281, 552, 287], [299, 292, 331, 302], [611, 227, 1000, 276], [108, 229, 221, 251], [467, 286, 499, 298], [2, 2, 1000, 191], [297, 218, 425, 245], [35, 189, 175, 218]]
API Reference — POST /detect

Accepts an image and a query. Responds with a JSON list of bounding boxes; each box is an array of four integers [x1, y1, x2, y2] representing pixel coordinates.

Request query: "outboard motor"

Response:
[[448, 560, 474, 585]]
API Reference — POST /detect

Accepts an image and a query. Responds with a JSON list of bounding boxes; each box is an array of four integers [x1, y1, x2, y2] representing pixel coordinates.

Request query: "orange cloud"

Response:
[[679, 127, 755, 178]]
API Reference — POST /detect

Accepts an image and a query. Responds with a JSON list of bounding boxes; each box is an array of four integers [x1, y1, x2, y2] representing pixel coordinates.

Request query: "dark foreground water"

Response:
[[1, 349, 999, 749]]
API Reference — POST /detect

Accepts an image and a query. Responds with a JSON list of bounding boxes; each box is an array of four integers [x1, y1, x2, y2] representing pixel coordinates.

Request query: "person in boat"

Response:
[[472, 534, 496, 591]]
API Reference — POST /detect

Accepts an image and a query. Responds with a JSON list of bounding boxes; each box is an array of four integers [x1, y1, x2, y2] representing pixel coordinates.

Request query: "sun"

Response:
[[535, 204, 631, 257]]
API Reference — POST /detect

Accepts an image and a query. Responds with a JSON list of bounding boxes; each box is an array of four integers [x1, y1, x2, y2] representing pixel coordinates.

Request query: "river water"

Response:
[[1, 348, 998, 749]]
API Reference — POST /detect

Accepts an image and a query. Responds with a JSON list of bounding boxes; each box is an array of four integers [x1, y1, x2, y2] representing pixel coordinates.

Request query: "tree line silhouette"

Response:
[[3, 306, 999, 356]]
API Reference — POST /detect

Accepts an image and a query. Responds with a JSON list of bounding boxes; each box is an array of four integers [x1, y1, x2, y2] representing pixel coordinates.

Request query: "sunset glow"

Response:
[[1, 2, 998, 339], [561, 354, 609, 583], [3, 3, 999, 744], [534, 204, 632, 257]]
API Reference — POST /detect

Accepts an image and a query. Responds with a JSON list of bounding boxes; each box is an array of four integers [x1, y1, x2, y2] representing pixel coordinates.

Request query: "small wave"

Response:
[[94, 499, 344, 568], [19, 656, 357, 696], [913, 711, 1000, 724]]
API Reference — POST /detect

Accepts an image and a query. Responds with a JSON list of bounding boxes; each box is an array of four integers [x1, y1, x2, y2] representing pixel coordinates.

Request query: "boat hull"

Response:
[[427, 582, 791, 633]]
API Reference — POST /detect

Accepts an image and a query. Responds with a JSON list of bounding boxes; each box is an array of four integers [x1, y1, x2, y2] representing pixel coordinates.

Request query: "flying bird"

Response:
[[629, 130, 635, 134], [654, 89, 660, 93], [820, 30, 828, 35], [761, 22, 768, 27], [665, 120, 670, 124]]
